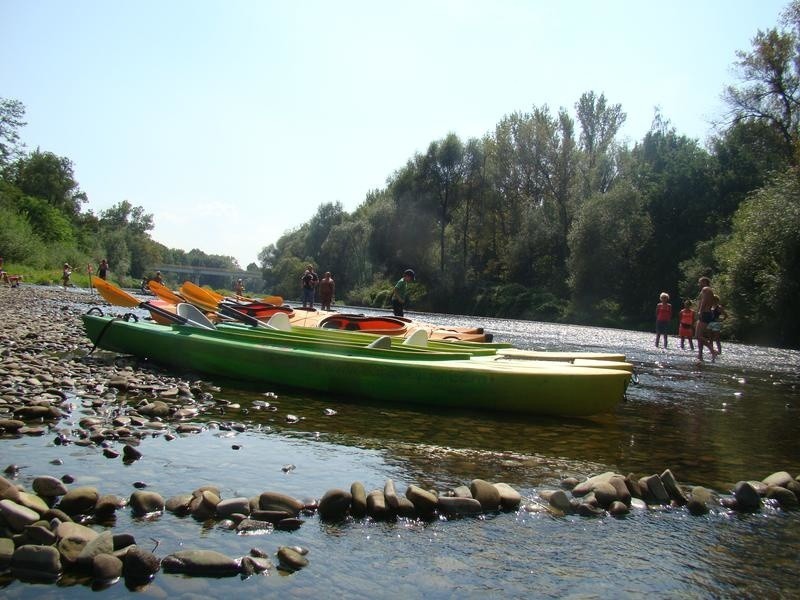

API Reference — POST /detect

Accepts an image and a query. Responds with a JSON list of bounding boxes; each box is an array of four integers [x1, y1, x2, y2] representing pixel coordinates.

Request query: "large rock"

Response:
[[383, 479, 400, 511], [161, 549, 240, 577], [258, 491, 303, 516], [58, 486, 99, 516], [687, 486, 716, 516], [733, 481, 762, 512], [93, 553, 123, 581], [318, 488, 352, 521], [129, 490, 164, 516], [11, 544, 61, 581], [437, 496, 483, 517], [762, 471, 793, 488], [122, 545, 161, 582], [639, 474, 671, 505], [660, 469, 688, 505], [32, 475, 68, 498], [470, 479, 500, 511], [77, 530, 115, 567], [0, 537, 14, 570], [366, 490, 389, 520], [350, 481, 367, 518], [216, 497, 250, 518], [276, 546, 308, 571], [493, 483, 522, 510], [766, 485, 799, 510], [0, 499, 40, 532], [406, 485, 438, 515]]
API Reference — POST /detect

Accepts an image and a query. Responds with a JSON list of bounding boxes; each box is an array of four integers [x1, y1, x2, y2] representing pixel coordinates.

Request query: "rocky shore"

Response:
[[1, 284, 799, 591]]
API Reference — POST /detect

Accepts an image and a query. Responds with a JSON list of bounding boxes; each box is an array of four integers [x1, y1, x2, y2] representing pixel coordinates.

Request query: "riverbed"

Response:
[[1, 284, 799, 598]]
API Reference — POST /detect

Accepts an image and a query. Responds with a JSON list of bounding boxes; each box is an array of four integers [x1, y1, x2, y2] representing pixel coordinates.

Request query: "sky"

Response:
[[2, 0, 790, 267]]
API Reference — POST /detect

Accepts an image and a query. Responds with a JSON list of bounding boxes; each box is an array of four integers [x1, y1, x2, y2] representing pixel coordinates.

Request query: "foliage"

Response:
[[715, 167, 800, 346], [0, 98, 26, 169]]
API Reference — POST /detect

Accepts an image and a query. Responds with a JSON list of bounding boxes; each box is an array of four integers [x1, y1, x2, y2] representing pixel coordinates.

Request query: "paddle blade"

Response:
[[92, 276, 141, 308], [181, 281, 224, 303], [149, 280, 184, 304], [263, 295, 284, 305]]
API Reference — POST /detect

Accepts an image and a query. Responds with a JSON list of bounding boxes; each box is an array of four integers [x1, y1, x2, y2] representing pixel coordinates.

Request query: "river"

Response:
[[2, 296, 799, 598]]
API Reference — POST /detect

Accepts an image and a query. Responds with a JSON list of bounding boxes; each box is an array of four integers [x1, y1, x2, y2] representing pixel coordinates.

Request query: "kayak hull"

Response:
[[82, 315, 628, 417]]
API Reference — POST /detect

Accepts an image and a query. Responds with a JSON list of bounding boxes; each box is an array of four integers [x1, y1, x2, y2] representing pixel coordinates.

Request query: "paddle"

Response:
[[92, 277, 215, 330], [148, 279, 185, 305], [182, 279, 284, 307]]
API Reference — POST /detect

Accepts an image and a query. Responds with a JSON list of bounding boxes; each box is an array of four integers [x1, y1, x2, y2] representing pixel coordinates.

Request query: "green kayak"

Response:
[[82, 314, 629, 417]]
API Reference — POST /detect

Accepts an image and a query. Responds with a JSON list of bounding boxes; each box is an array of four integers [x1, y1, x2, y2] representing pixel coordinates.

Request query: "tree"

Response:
[[12, 149, 87, 217], [722, 1, 799, 164], [425, 133, 465, 273], [715, 166, 800, 346], [567, 181, 653, 323], [575, 91, 626, 198], [0, 98, 26, 169], [99, 200, 154, 235]]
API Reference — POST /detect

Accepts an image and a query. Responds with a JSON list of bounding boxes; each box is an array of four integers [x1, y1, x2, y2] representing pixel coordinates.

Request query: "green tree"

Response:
[[715, 167, 800, 346], [722, 1, 799, 164], [567, 181, 653, 323], [575, 91, 626, 198], [0, 98, 26, 169], [12, 149, 87, 218]]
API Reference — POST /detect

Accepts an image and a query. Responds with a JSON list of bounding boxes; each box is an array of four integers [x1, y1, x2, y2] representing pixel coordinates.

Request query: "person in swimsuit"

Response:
[[695, 277, 717, 361]]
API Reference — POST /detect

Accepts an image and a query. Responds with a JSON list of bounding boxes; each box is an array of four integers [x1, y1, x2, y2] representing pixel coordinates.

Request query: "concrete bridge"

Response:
[[153, 264, 260, 287]]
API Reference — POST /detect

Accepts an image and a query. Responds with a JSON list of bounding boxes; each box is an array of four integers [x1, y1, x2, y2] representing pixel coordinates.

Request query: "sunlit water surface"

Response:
[[2, 299, 799, 598]]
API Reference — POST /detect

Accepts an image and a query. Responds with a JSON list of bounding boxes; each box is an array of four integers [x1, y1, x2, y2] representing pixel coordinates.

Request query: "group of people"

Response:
[[655, 276, 727, 361], [298, 265, 416, 315], [300, 265, 335, 310]]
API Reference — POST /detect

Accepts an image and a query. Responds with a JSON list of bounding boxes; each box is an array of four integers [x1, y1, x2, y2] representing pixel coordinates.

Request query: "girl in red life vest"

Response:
[[655, 292, 672, 348], [678, 299, 696, 350]]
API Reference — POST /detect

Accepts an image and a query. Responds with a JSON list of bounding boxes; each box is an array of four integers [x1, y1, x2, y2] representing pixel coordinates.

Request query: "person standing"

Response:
[[695, 277, 717, 361], [300, 265, 318, 309], [61, 263, 72, 288], [319, 271, 335, 311], [153, 271, 164, 284], [391, 269, 415, 317], [678, 300, 696, 350], [707, 295, 727, 355], [654, 292, 672, 348], [234, 278, 245, 296], [98, 259, 108, 280], [0, 256, 8, 284]]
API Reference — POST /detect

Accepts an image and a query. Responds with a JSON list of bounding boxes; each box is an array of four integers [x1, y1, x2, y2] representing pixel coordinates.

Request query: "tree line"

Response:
[[1, 2, 798, 347], [0, 109, 250, 290], [259, 2, 800, 348]]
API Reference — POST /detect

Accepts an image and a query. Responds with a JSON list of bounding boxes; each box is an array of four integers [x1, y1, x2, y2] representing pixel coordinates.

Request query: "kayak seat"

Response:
[[402, 328, 429, 347], [366, 335, 392, 349], [267, 312, 292, 331]]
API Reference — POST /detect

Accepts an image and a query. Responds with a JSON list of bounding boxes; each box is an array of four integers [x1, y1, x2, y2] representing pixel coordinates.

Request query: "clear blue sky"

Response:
[[2, 0, 789, 267]]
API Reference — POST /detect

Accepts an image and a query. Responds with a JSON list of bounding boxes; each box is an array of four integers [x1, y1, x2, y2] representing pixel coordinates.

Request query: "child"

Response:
[[707, 295, 727, 355], [678, 299, 696, 350], [656, 292, 672, 348], [655, 292, 672, 348]]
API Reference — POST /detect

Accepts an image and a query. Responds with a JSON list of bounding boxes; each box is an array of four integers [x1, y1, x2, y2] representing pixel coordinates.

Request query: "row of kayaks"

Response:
[[84, 277, 634, 417], [171, 281, 493, 343]]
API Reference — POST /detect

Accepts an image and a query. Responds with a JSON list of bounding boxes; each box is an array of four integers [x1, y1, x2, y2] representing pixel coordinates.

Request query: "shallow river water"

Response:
[[3, 298, 800, 598]]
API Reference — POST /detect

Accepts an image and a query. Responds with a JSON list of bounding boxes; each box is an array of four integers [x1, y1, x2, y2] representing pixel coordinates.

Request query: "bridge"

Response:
[[153, 264, 260, 287]]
